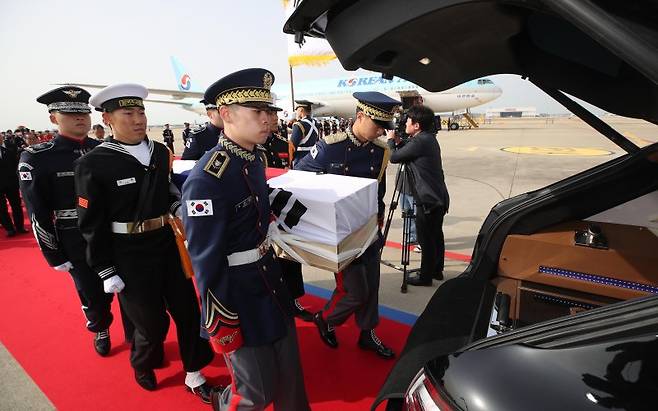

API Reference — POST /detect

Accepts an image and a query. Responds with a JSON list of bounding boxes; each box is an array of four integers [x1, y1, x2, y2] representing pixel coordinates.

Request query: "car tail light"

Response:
[[403, 369, 456, 411]]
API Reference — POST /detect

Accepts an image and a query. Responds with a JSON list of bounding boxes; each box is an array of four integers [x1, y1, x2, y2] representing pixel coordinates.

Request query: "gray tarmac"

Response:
[[2, 116, 654, 409]]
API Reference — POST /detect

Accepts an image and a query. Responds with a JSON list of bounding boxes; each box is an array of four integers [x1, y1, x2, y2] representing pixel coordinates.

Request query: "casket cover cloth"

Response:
[[267, 170, 379, 272]]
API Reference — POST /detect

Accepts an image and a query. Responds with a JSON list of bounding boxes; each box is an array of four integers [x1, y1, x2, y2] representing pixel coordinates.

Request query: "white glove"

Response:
[[53, 261, 74, 272], [175, 205, 183, 219], [103, 275, 125, 293]]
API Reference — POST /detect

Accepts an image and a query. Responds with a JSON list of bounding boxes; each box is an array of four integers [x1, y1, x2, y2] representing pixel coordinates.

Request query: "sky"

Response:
[[0, 0, 596, 131]]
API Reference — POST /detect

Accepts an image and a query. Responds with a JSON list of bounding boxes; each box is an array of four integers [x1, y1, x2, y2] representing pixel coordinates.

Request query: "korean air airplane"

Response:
[[60, 57, 502, 118]]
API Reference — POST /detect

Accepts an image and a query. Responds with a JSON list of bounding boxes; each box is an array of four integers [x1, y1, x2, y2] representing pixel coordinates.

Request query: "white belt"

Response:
[[227, 237, 271, 266], [296, 146, 313, 151]]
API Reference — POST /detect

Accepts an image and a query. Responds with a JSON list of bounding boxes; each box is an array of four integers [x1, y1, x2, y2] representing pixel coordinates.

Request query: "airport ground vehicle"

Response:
[[285, 1, 658, 409]]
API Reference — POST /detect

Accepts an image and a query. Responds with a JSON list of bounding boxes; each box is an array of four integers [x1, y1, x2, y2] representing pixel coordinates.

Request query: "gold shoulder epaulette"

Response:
[[372, 136, 389, 149], [203, 150, 230, 179], [322, 132, 348, 145]]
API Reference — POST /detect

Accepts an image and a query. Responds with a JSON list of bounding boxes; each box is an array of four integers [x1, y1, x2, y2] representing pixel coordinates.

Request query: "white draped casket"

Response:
[[173, 160, 379, 272], [267, 170, 379, 272]]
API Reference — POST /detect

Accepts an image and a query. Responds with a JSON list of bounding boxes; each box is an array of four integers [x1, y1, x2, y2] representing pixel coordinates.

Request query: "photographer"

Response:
[[388, 105, 450, 286]]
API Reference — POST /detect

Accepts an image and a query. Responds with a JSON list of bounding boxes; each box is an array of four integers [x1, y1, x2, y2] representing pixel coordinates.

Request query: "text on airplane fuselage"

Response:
[[337, 76, 410, 87]]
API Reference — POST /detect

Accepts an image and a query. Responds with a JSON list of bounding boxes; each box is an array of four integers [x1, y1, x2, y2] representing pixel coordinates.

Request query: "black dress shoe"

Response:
[[16, 228, 28, 234], [6, 230, 16, 238], [358, 330, 395, 359], [433, 271, 444, 281], [294, 299, 314, 322], [186, 382, 224, 404], [94, 329, 111, 357], [313, 311, 338, 348], [407, 275, 432, 286], [134, 369, 157, 391]]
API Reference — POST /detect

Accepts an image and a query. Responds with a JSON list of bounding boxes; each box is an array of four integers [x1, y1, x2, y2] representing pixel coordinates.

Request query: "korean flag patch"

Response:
[[19, 171, 32, 181], [186, 200, 213, 217]]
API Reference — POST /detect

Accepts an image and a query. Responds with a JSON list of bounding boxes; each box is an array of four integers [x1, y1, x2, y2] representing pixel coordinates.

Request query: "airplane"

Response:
[[60, 57, 502, 118]]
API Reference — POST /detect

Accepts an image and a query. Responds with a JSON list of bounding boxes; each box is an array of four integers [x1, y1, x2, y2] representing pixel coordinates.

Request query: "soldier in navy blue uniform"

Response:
[[181, 100, 222, 160], [296, 91, 401, 359], [162, 124, 175, 153], [182, 122, 191, 145], [182, 69, 310, 411], [18, 87, 134, 356], [75, 84, 216, 401], [290, 100, 319, 167]]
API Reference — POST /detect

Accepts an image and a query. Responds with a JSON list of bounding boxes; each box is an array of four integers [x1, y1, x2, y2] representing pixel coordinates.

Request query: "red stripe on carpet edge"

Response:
[[384, 241, 472, 262]]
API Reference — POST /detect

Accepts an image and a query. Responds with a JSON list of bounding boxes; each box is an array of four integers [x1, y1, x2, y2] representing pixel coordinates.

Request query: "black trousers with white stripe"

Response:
[[59, 229, 115, 333]]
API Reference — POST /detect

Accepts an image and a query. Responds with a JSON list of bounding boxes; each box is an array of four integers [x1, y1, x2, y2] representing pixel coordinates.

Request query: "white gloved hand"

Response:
[[53, 261, 74, 272], [103, 275, 125, 293], [175, 205, 183, 219]]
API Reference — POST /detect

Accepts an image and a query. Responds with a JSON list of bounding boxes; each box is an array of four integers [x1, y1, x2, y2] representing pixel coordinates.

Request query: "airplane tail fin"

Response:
[[170, 56, 199, 93]]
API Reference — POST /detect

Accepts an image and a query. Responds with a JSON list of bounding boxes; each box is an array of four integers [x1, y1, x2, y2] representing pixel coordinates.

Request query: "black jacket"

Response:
[[74, 139, 180, 281], [18, 135, 100, 266], [389, 131, 449, 213], [0, 145, 19, 189]]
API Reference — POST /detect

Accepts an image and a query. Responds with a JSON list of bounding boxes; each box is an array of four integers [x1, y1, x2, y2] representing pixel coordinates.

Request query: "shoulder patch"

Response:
[[191, 124, 208, 134], [204, 151, 230, 179], [24, 142, 54, 154], [322, 132, 348, 145], [372, 136, 389, 149]]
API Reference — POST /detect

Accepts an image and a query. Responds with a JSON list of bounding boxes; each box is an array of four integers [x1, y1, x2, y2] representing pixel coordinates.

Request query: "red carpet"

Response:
[[0, 228, 410, 410]]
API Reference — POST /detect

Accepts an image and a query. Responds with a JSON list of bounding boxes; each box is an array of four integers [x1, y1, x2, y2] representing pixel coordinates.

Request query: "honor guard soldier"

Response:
[[162, 123, 175, 153], [18, 87, 133, 356], [182, 122, 191, 145], [296, 91, 400, 359], [75, 84, 217, 401], [263, 109, 313, 322], [290, 99, 318, 167], [181, 100, 222, 160], [182, 69, 310, 411]]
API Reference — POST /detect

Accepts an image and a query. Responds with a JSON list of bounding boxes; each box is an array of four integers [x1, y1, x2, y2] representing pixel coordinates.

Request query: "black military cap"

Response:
[[353, 91, 401, 129], [294, 100, 313, 110], [204, 68, 274, 108], [36, 86, 91, 113]]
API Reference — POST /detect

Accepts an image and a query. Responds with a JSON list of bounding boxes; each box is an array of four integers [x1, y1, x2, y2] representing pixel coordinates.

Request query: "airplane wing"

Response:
[[55, 83, 204, 100]]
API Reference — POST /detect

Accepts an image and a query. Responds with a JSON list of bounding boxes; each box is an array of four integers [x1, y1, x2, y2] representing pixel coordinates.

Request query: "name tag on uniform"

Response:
[[116, 177, 137, 186], [235, 196, 253, 211], [56, 171, 75, 177]]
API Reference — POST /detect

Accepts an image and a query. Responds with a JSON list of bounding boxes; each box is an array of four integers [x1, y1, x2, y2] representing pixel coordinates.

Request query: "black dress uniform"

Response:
[[183, 69, 309, 411], [76, 84, 213, 394], [296, 91, 401, 359], [182, 123, 191, 145], [19, 87, 131, 356], [290, 100, 319, 167], [163, 126, 175, 153], [261, 132, 290, 169], [181, 122, 221, 160]]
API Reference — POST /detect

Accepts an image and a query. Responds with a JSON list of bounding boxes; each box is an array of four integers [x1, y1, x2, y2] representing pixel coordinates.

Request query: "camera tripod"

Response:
[[380, 163, 419, 293]]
